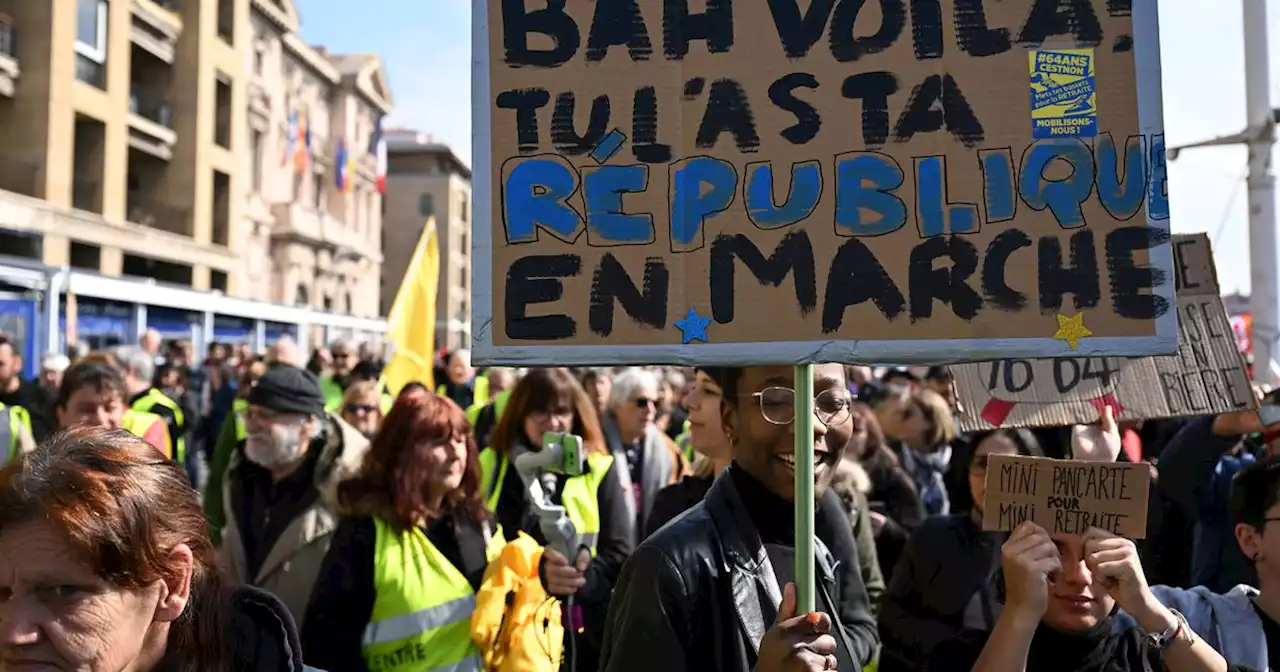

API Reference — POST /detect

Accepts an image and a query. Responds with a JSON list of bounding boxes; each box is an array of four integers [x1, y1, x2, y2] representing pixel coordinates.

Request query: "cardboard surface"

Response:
[[953, 234, 1255, 431], [982, 454, 1150, 538], [473, 0, 1177, 366]]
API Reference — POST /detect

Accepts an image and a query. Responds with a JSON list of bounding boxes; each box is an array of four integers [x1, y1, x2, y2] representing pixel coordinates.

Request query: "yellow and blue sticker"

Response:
[[1029, 48, 1097, 139]]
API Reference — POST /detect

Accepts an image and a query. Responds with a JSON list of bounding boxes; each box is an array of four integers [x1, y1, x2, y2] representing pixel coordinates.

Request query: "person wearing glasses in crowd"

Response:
[[601, 364, 879, 672], [878, 429, 1044, 671], [318, 340, 358, 413], [601, 367, 689, 544], [478, 368, 634, 672], [341, 380, 385, 440]]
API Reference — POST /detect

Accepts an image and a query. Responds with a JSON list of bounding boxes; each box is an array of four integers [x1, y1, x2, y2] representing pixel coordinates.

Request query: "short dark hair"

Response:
[[0, 333, 14, 355], [57, 361, 126, 409], [703, 367, 743, 407], [925, 366, 952, 382], [1230, 457, 1280, 528]]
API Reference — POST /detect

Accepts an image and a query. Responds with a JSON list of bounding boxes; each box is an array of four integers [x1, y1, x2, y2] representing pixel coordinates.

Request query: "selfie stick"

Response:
[[794, 364, 816, 613]]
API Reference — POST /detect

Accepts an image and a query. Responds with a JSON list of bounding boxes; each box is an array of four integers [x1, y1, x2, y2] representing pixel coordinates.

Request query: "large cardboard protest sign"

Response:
[[472, 0, 1178, 366], [983, 454, 1150, 538], [952, 234, 1255, 431]]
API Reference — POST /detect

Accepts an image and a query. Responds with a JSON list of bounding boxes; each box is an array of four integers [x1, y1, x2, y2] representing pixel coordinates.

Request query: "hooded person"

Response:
[[217, 365, 371, 629]]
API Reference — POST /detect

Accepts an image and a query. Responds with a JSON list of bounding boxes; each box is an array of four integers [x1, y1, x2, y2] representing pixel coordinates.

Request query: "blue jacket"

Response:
[[1114, 584, 1268, 671]]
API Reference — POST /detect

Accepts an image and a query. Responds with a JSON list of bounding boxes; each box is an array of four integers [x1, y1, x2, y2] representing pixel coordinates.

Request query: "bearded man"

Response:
[[218, 365, 370, 628]]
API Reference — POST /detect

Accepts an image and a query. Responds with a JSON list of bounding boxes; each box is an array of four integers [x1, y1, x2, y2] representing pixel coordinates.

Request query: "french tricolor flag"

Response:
[[369, 114, 387, 194]]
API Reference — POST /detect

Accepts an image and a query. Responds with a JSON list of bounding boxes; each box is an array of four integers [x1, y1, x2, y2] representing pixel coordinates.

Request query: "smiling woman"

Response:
[[0, 426, 312, 671], [600, 363, 882, 672]]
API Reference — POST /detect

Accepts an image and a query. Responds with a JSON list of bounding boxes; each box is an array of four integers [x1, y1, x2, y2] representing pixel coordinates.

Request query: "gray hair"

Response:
[[41, 353, 70, 373], [118, 346, 155, 384], [609, 367, 659, 410]]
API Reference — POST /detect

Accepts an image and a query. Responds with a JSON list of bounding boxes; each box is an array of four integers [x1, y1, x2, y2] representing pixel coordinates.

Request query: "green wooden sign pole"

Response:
[[793, 363, 816, 613]]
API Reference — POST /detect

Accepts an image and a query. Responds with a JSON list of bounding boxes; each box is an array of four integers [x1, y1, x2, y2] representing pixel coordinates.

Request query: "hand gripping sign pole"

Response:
[[793, 364, 816, 613]]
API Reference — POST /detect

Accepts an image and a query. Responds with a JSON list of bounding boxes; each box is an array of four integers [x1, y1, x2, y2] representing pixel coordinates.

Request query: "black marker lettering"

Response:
[[1038, 230, 1101, 314], [501, 0, 581, 68], [589, 254, 669, 336], [710, 232, 818, 324], [908, 236, 982, 322], [505, 255, 581, 340]]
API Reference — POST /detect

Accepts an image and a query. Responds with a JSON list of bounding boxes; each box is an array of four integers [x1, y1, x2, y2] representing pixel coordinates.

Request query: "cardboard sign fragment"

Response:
[[473, 0, 1178, 367], [953, 234, 1255, 431], [982, 455, 1150, 538]]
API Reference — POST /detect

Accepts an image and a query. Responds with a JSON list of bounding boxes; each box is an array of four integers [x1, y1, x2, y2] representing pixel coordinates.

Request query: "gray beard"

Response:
[[245, 434, 304, 470]]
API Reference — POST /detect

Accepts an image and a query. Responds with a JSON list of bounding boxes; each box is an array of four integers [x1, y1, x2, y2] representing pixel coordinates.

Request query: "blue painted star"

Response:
[[674, 308, 712, 345]]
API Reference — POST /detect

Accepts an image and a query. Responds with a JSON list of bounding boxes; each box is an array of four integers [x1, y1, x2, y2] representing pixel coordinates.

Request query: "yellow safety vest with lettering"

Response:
[[131, 388, 186, 464], [0, 403, 28, 465], [121, 409, 171, 460], [362, 517, 503, 672], [477, 448, 613, 555]]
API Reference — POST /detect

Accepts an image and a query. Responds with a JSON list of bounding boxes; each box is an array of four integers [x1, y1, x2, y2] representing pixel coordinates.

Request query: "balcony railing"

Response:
[[130, 88, 173, 128], [127, 194, 191, 235], [0, 155, 41, 198]]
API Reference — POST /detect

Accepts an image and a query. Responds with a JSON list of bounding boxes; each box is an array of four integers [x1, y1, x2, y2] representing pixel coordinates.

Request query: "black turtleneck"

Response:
[[728, 463, 859, 670]]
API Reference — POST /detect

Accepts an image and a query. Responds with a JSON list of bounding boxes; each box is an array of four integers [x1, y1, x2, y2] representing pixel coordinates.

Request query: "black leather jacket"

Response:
[[599, 472, 879, 671]]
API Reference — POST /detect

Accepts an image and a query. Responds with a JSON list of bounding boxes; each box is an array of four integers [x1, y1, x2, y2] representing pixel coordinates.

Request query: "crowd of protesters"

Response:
[[1, 332, 1280, 672]]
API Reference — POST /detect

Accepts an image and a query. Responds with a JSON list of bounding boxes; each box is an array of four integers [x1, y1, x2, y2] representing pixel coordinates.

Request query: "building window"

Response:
[[76, 0, 107, 62], [75, 0, 108, 89], [214, 74, 232, 148], [459, 195, 469, 223], [312, 172, 324, 211], [459, 267, 467, 290], [419, 194, 433, 217], [250, 130, 263, 192], [216, 0, 234, 43]]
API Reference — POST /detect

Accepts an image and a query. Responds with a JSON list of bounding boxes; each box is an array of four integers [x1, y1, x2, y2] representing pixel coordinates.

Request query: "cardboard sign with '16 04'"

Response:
[[982, 454, 1150, 538], [952, 234, 1255, 431]]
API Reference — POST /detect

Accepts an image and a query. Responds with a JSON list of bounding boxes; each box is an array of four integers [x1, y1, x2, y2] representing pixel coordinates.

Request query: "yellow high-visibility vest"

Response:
[[477, 448, 613, 554], [362, 517, 503, 672], [131, 388, 186, 464]]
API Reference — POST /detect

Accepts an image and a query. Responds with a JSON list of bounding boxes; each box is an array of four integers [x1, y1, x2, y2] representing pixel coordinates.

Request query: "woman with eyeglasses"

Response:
[[601, 367, 690, 543], [601, 364, 879, 672], [478, 367, 634, 672], [340, 380, 384, 439], [877, 429, 1044, 672]]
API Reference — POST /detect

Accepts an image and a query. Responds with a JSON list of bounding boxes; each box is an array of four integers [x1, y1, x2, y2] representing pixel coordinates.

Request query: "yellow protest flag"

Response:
[[382, 218, 439, 396]]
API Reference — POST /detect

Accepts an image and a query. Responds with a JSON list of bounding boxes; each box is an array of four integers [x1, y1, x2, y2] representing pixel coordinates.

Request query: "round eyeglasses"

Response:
[[744, 386, 854, 427]]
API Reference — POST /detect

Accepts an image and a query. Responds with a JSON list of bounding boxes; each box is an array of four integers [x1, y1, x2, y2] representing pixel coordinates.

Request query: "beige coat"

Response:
[[219, 413, 369, 629]]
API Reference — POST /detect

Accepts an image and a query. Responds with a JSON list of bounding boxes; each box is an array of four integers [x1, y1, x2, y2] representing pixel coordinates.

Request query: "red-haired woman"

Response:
[[478, 367, 634, 671], [0, 426, 310, 671], [301, 391, 500, 671]]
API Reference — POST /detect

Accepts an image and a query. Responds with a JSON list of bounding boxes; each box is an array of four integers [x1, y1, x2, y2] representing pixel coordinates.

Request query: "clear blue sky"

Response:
[[296, 0, 1273, 297], [295, 0, 472, 163]]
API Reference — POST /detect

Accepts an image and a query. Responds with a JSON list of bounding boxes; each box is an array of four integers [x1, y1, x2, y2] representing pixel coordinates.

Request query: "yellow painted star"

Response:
[[1053, 313, 1093, 350]]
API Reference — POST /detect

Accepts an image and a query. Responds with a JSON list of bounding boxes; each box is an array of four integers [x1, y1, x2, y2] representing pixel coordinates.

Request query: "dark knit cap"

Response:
[[248, 365, 326, 417]]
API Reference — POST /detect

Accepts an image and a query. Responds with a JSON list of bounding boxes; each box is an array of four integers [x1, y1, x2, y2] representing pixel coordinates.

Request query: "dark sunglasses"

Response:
[[633, 397, 658, 409], [971, 454, 991, 471], [345, 404, 378, 415]]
